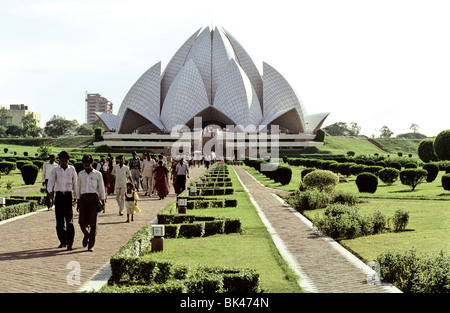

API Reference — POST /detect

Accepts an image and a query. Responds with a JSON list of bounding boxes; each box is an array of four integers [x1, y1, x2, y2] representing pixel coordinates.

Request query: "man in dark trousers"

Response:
[[47, 151, 78, 251], [175, 158, 189, 194], [75, 154, 105, 252]]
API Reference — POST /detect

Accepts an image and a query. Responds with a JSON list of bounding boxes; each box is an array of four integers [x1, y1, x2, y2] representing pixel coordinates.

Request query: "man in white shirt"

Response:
[[42, 154, 58, 210], [75, 154, 105, 252], [141, 152, 156, 196], [47, 151, 78, 251], [108, 155, 133, 215], [175, 159, 189, 195]]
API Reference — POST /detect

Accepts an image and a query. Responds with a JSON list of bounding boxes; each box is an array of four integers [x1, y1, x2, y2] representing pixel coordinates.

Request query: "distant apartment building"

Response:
[[85, 93, 113, 126], [0, 104, 41, 127]]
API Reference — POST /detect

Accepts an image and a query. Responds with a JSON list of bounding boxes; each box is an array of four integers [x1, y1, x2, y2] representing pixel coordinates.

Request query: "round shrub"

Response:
[[378, 167, 400, 186], [404, 162, 418, 169], [442, 174, 450, 191], [337, 163, 352, 177], [16, 160, 32, 170], [275, 166, 292, 186], [387, 162, 402, 171], [422, 163, 439, 182], [356, 172, 378, 193], [349, 164, 367, 176], [0, 161, 16, 174], [364, 165, 384, 175], [20, 164, 40, 185], [433, 129, 450, 161], [286, 189, 332, 211], [301, 168, 315, 180], [418, 138, 438, 163], [303, 170, 339, 193], [400, 169, 428, 191]]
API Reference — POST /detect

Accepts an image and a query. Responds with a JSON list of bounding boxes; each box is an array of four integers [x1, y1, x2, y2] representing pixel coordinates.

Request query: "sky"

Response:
[[1, 0, 449, 138]]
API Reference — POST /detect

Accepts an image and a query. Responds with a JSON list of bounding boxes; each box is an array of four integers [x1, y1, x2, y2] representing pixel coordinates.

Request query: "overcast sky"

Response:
[[1, 0, 449, 137]]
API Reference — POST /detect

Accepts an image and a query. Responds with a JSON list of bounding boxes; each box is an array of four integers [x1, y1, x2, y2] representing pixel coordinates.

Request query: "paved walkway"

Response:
[[0, 166, 205, 293], [232, 166, 401, 293]]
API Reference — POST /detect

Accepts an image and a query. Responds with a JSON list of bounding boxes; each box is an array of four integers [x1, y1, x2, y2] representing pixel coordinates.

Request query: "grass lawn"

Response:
[[142, 165, 302, 293], [303, 198, 450, 262]]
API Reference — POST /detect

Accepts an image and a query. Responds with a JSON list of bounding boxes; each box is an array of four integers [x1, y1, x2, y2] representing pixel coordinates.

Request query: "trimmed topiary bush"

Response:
[[387, 161, 402, 171], [349, 164, 367, 176], [275, 166, 292, 185], [20, 164, 40, 185], [433, 129, 450, 161], [442, 174, 450, 191], [356, 172, 378, 193], [303, 170, 339, 193], [378, 167, 400, 186], [422, 163, 439, 182], [418, 138, 438, 163], [400, 169, 428, 191]]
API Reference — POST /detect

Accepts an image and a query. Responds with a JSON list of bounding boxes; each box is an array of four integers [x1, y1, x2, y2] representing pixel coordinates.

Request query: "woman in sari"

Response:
[[154, 161, 169, 200]]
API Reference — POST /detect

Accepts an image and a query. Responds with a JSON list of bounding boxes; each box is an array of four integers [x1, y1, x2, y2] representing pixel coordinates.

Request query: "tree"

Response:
[[349, 122, 361, 136], [5, 125, 23, 136], [0, 107, 10, 128], [409, 123, 419, 133], [418, 138, 438, 163], [22, 113, 42, 137], [323, 122, 352, 136], [379, 125, 393, 138], [76, 124, 94, 136], [400, 169, 428, 191], [44, 115, 79, 137], [433, 129, 450, 161]]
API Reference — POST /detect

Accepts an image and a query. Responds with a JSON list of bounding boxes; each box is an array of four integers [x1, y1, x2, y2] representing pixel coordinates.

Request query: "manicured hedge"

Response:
[[0, 200, 39, 221]]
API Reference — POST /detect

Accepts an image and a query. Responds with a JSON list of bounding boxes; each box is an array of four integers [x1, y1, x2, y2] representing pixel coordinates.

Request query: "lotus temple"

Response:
[[94, 26, 329, 158]]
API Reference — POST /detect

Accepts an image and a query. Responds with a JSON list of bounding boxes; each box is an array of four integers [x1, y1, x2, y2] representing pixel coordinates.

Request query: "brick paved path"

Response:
[[232, 166, 401, 293], [0, 166, 205, 293]]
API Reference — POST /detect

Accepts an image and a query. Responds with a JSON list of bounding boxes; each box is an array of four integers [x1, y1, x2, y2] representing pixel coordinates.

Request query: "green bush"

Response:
[[332, 190, 359, 206], [313, 204, 389, 240], [399, 169, 428, 191], [179, 222, 205, 238], [0, 201, 39, 221], [20, 164, 40, 185], [378, 167, 400, 186], [349, 164, 367, 176], [377, 249, 449, 293], [301, 168, 315, 179], [418, 138, 438, 163], [356, 172, 378, 193], [404, 162, 418, 169], [337, 163, 352, 177], [0, 161, 16, 174], [422, 163, 439, 182], [275, 166, 292, 185], [441, 174, 450, 191], [16, 160, 32, 170], [387, 161, 402, 171], [433, 129, 450, 161], [204, 220, 225, 236], [285, 189, 332, 211], [303, 170, 339, 193], [392, 209, 409, 232]]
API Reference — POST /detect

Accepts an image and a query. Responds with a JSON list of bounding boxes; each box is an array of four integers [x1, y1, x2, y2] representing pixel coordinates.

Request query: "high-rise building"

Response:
[[85, 93, 113, 125]]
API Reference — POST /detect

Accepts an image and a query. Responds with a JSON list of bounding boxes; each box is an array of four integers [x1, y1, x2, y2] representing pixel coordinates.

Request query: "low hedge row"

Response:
[[0, 200, 39, 221], [186, 198, 238, 210], [108, 223, 259, 293]]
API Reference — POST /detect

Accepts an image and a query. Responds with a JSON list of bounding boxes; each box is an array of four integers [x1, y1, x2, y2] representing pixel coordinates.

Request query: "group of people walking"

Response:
[[41, 150, 192, 252]]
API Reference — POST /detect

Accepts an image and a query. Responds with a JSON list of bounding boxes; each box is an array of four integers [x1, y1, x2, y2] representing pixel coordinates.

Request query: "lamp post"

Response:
[[151, 225, 165, 252]]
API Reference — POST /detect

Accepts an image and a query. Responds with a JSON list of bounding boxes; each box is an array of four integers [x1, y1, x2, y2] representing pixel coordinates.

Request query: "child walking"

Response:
[[124, 182, 141, 222]]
